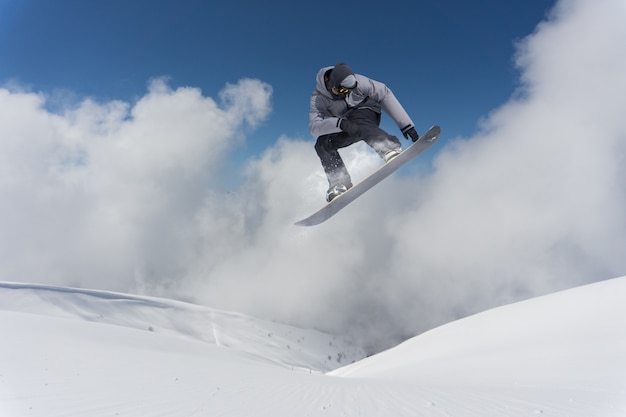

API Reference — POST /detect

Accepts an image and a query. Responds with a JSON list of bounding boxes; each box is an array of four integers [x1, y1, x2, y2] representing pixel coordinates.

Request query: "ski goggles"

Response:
[[337, 86, 353, 94]]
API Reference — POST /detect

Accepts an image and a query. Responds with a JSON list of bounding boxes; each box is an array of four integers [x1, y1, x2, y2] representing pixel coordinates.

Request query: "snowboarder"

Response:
[[309, 63, 420, 202]]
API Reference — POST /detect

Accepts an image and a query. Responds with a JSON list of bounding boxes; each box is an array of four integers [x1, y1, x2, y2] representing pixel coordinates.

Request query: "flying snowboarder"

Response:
[[309, 62, 420, 202]]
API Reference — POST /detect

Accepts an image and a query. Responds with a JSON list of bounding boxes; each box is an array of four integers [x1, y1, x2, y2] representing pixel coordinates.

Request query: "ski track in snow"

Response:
[[1, 278, 626, 416]]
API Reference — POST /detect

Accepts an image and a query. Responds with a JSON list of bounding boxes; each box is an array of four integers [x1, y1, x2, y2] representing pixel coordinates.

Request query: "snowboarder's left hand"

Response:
[[340, 118, 360, 137], [402, 126, 419, 142]]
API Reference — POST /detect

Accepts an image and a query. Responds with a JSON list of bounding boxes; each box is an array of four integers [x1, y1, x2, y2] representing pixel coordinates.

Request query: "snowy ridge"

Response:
[[0, 282, 364, 372], [2, 278, 626, 416], [333, 276, 626, 383]]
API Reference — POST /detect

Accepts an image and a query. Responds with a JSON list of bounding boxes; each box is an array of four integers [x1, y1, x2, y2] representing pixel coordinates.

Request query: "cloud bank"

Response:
[[1, 0, 625, 353]]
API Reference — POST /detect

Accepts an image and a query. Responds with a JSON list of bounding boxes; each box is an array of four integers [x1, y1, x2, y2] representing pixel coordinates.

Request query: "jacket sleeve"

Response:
[[309, 92, 342, 137], [359, 76, 415, 131]]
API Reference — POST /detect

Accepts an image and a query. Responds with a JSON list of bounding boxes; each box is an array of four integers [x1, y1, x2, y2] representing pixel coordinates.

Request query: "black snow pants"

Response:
[[314, 108, 401, 188]]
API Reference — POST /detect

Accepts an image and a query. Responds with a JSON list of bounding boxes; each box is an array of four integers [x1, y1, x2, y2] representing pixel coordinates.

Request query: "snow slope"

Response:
[[1, 277, 625, 416]]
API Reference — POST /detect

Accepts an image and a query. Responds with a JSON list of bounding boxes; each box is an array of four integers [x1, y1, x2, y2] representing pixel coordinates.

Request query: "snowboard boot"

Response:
[[384, 148, 402, 163], [326, 183, 350, 202]]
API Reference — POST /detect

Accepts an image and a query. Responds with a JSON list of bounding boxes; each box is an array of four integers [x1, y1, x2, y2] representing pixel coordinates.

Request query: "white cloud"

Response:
[[0, 78, 272, 290], [1, 0, 625, 354]]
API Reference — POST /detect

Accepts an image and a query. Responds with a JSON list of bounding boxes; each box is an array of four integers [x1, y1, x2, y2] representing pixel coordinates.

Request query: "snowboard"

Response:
[[295, 125, 441, 226]]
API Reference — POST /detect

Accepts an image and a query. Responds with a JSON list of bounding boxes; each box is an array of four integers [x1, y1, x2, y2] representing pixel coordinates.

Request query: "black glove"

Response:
[[339, 118, 360, 137], [402, 126, 419, 142]]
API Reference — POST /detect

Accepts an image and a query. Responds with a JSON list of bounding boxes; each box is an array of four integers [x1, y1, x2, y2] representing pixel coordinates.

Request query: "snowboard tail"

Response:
[[295, 125, 441, 226]]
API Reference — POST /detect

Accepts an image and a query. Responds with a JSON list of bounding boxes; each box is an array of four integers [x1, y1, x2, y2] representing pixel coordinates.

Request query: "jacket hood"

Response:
[[315, 66, 335, 98]]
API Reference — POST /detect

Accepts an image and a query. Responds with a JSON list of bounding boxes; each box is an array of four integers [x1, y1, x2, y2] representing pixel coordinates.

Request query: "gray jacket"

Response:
[[309, 66, 414, 137]]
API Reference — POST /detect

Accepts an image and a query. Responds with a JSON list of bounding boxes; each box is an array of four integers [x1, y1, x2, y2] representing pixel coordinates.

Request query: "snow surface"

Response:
[[1, 277, 625, 416]]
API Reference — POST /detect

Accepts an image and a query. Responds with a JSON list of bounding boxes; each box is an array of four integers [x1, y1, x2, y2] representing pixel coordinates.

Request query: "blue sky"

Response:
[[1, 0, 555, 158]]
